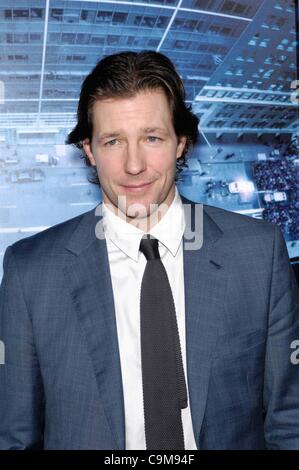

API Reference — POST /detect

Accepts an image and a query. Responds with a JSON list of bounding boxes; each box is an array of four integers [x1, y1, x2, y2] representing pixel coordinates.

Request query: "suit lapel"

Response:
[[64, 208, 125, 449], [181, 195, 228, 448]]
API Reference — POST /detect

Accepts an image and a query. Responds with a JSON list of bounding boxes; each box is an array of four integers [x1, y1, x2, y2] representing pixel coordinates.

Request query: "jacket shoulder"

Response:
[[181, 193, 275, 236], [6, 206, 98, 259], [202, 203, 276, 237]]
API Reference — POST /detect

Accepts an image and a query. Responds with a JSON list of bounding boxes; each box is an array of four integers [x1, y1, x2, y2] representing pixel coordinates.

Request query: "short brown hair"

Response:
[[67, 50, 199, 184]]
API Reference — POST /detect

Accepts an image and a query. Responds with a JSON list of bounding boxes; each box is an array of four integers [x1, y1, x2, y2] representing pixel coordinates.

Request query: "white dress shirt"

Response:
[[101, 186, 197, 450]]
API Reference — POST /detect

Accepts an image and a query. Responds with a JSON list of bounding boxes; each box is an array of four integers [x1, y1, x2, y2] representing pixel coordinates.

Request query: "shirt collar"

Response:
[[102, 186, 185, 262]]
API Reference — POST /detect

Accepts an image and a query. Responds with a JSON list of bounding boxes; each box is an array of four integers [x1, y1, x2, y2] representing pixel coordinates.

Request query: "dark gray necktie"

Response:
[[139, 234, 188, 450]]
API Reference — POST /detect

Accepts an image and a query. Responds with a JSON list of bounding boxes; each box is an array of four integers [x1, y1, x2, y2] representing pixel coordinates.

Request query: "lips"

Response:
[[122, 181, 154, 192], [124, 182, 152, 188]]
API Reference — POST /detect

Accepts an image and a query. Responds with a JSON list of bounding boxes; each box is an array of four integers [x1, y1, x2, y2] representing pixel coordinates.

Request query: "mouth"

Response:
[[121, 181, 154, 193]]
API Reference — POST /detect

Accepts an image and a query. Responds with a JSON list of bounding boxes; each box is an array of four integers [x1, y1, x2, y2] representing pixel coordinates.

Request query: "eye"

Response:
[[147, 136, 161, 143], [104, 138, 118, 146]]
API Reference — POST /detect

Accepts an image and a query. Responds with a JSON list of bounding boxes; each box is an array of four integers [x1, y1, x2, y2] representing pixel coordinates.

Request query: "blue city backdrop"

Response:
[[0, 0, 298, 280]]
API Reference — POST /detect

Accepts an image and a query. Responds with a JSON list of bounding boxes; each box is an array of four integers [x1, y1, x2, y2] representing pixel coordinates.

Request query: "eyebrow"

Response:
[[97, 127, 168, 141], [141, 127, 168, 134]]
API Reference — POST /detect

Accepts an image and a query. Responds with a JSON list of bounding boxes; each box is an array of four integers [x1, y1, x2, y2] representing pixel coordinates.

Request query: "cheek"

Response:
[[149, 148, 177, 172], [96, 156, 120, 180]]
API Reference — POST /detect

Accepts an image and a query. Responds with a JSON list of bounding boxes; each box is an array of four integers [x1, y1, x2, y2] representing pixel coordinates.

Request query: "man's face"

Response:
[[83, 88, 186, 227]]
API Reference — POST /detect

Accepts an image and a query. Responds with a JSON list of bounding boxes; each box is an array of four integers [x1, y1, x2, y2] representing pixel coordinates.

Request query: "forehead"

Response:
[[91, 88, 172, 129]]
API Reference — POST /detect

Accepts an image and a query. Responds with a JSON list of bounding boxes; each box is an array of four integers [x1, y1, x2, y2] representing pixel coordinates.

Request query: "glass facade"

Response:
[[0, 0, 298, 278]]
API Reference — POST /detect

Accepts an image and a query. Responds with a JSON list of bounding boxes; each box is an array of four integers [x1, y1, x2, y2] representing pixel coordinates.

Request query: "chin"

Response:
[[126, 202, 150, 219]]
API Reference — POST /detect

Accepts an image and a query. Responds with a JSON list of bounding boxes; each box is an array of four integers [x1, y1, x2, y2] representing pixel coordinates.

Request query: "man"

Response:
[[0, 51, 299, 450]]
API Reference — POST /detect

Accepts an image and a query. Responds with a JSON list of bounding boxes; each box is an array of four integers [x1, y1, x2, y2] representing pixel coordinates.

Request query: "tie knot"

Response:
[[139, 235, 160, 261]]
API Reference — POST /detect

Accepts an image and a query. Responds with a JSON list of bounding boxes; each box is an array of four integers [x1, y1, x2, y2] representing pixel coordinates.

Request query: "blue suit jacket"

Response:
[[0, 195, 299, 449]]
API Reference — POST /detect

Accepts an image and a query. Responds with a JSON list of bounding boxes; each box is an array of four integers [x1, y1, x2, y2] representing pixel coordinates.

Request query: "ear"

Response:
[[176, 136, 187, 160], [82, 138, 96, 166]]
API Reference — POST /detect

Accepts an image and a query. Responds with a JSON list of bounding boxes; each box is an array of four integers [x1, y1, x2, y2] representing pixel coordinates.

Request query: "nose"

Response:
[[124, 141, 146, 175]]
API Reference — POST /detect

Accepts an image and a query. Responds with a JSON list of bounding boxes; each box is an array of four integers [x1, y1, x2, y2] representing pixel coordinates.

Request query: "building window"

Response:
[[196, 21, 205, 32], [80, 10, 96, 23], [14, 33, 29, 43], [31, 8, 43, 20], [91, 36, 105, 45], [112, 12, 128, 25], [8, 54, 28, 61], [4, 9, 12, 19], [96, 11, 112, 23], [173, 18, 184, 30], [73, 55, 86, 62], [234, 3, 246, 15], [30, 33, 42, 42], [174, 39, 190, 49], [13, 9, 29, 19], [134, 15, 142, 26], [156, 16, 168, 28], [76, 34, 90, 45], [141, 16, 156, 27], [49, 33, 61, 43], [126, 36, 134, 46], [147, 38, 159, 47], [64, 9, 80, 23], [209, 24, 220, 34], [51, 9, 63, 21], [221, 27, 232, 36], [62, 33, 76, 44], [184, 19, 197, 31], [107, 35, 120, 45], [220, 1, 235, 13]]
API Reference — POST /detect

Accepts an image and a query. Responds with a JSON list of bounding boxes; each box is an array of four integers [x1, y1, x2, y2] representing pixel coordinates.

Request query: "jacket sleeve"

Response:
[[0, 245, 45, 449], [263, 225, 299, 449]]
